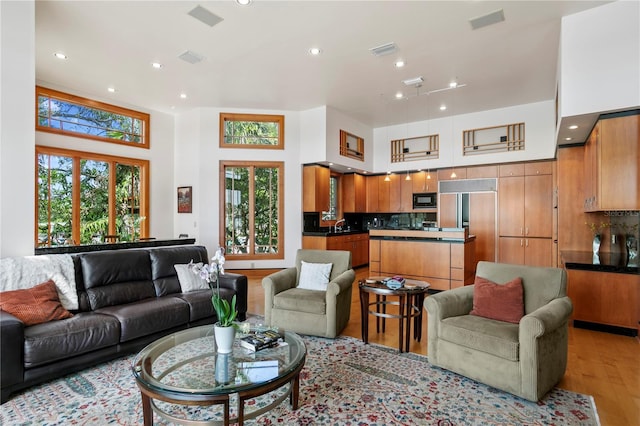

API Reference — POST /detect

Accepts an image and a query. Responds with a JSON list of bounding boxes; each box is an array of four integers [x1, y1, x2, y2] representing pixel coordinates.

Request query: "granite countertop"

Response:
[[561, 250, 639, 275], [35, 238, 196, 255], [303, 230, 368, 237]]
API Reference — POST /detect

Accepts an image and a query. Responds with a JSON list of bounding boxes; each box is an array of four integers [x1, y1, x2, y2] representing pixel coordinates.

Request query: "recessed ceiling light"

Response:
[[394, 60, 405, 68], [54, 52, 67, 60], [151, 62, 163, 69], [236, 0, 251, 5], [107, 87, 116, 93], [440, 105, 447, 111], [328, 162, 334, 166], [180, 93, 187, 99], [395, 92, 403, 99], [568, 125, 578, 130], [565, 137, 573, 141], [309, 47, 322, 56], [449, 81, 458, 88]]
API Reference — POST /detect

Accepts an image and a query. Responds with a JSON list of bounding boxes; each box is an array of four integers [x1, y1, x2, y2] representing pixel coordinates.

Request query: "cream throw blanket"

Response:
[[0, 254, 78, 310]]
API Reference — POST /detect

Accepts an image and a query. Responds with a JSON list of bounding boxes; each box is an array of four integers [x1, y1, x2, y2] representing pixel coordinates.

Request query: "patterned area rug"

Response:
[[1, 333, 599, 425]]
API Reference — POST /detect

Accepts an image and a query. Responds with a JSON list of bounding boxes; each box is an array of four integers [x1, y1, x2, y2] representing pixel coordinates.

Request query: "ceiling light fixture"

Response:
[[568, 125, 578, 130], [180, 93, 187, 99], [107, 87, 116, 93], [395, 92, 403, 99], [309, 47, 322, 55], [565, 137, 573, 141], [151, 62, 163, 69], [394, 60, 405, 68], [236, 0, 251, 5], [405, 171, 412, 181], [53, 52, 67, 60], [449, 81, 458, 88], [440, 105, 447, 111], [384, 173, 391, 182]]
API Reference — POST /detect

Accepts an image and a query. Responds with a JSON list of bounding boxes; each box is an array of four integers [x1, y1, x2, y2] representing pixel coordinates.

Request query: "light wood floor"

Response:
[[235, 266, 640, 426]]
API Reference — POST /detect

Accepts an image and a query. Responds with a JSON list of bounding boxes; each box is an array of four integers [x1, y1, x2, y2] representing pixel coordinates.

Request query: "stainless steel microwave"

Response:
[[413, 192, 437, 208]]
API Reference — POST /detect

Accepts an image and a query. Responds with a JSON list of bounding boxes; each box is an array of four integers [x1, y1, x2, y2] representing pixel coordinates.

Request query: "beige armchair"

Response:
[[424, 261, 573, 401], [262, 249, 355, 338]]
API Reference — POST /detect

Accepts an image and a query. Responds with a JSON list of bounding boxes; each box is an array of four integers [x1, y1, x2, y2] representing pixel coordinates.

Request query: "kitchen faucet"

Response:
[[334, 218, 346, 233]]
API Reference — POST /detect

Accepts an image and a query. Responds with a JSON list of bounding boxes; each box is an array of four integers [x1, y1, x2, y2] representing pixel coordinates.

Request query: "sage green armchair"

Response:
[[262, 249, 355, 338], [424, 261, 573, 401]]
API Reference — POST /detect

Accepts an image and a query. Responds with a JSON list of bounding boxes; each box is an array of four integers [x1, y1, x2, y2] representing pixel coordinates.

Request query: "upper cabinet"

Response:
[[584, 113, 639, 211], [302, 165, 330, 212], [342, 173, 366, 213], [412, 171, 438, 193]]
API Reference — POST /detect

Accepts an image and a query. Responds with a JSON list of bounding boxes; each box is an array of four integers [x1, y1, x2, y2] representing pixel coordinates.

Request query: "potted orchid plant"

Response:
[[191, 248, 237, 352]]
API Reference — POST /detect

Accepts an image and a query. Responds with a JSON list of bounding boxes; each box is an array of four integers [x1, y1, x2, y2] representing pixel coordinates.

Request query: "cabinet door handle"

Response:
[[520, 239, 523, 247], [525, 239, 529, 247], [525, 227, 529, 235], [520, 227, 523, 236]]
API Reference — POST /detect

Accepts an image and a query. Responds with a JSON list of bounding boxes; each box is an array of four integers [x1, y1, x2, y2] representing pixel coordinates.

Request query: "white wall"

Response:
[[299, 106, 327, 164], [174, 108, 303, 269], [560, 0, 640, 117], [0, 1, 35, 257], [325, 106, 374, 172], [373, 100, 555, 174]]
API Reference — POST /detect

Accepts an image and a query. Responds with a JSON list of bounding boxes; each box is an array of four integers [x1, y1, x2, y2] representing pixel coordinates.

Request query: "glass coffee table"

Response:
[[132, 324, 306, 426]]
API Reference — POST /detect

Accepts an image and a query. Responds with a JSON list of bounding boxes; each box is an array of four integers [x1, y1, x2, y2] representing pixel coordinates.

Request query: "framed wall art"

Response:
[[177, 186, 192, 213]]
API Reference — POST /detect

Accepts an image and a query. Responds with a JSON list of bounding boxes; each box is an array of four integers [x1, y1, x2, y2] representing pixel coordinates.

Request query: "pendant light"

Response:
[[405, 171, 411, 181]]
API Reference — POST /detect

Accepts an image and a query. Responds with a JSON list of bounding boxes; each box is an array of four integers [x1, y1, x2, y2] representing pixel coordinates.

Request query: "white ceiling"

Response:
[[35, 0, 610, 128]]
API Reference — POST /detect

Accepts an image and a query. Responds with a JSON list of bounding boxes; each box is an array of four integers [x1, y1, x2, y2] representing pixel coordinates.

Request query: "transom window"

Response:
[[36, 86, 150, 148], [221, 161, 284, 260], [36, 146, 149, 247], [219, 113, 284, 149]]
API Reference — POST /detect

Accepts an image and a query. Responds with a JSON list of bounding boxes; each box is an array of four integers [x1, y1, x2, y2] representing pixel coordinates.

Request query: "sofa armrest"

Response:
[[327, 269, 356, 297], [424, 285, 474, 320], [520, 296, 573, 339], [218, 272, 248, 320], [1, 310, 24, 389]]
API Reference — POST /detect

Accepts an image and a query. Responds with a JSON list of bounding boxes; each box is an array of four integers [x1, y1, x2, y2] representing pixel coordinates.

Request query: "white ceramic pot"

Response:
[[214, 323, 235, 354]]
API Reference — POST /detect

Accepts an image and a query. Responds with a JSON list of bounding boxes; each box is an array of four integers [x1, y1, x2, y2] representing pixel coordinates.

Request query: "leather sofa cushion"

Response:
[[149, 246, 208, 296], [176, 287, 235, 322], [440, 314, 520, 361], [24, 313, 120, 368], [95, 296, 189, 342], [274, 288, 326, 315], [79, 250, 156, 310]]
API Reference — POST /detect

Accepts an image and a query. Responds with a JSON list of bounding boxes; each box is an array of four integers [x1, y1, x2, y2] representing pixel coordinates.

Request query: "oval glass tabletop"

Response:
[[132, 324, 306, 397]]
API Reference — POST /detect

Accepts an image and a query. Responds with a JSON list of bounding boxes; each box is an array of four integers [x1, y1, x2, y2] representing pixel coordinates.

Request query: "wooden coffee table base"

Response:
[[135, 358, 304, 426]]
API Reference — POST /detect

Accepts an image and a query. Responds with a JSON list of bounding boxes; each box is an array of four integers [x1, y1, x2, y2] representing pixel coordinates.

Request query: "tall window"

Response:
[[221, 161, 284, 260], [36, 146, 149, 247], [36, 86, 150, 148], [219, 113, 284, 149], [322, 175, 338, 221]]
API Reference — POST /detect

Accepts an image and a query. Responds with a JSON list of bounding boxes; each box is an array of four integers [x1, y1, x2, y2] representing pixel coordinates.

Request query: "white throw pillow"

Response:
[[298, 261, 333, 291], [174, 264, 209, 292]]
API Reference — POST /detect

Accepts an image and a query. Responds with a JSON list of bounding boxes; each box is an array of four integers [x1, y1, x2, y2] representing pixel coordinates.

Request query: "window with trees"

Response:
[[36, 146, 149, 247], [36, 86, 150, 148], [221, 161, 284, 260], [322, 175, 339, 221], [219, 113, 284, 149]]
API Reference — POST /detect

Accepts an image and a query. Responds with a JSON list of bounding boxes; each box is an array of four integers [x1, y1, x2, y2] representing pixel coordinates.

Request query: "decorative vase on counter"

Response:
[[626, 234, 638, 267], [592, 234, 601, 264], [214, 323, 235, 354]]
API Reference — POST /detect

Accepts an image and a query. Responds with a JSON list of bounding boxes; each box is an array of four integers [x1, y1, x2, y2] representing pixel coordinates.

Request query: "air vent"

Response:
[[403, 76, 424, 87], [469, 9, 505, 30], [188, 5, 224, 27], [369, 42, 398, 57], [178, 50, 205, 64]]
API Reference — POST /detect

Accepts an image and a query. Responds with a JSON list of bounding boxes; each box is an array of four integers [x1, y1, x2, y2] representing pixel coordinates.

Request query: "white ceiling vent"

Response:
[[369, 42, 398, 57], [178, 50, 205, 64], [188, 5, 224, 27], [469, 9, 505, 30]]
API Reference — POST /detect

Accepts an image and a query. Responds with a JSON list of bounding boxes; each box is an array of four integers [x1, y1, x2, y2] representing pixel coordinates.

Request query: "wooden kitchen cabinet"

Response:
[[584, 113, 640, 211], [438, 168, 467, 180], [567, 269, 639, 331], [342, 173, 366, 212], [303, 165, 330, 212], [327, 233, 369, 267], [412, 171, 438, 193], [390, 174, 413, 212], [378, 175, 393, 212], [366, 175, 379, 212], [498, 237, 553, 267]]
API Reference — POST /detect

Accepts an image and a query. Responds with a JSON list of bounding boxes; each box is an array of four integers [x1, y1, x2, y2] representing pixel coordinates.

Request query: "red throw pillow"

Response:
[[469, 276, 524, 323], [0, 280, 73, 326]]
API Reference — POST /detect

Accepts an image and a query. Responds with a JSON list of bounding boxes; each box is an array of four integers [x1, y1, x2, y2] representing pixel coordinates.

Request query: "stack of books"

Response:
[[239, 329, 285, 352]]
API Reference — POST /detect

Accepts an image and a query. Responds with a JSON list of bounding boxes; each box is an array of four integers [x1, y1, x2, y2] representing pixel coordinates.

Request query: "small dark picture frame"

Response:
[[177, 186, 192, 213]]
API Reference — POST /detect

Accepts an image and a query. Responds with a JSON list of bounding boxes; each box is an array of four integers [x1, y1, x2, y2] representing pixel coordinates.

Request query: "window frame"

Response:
[[219, 113, 285, 150], [219, 160, 285, 260], [35, 145, 150, 247], [36, 86, 150, 149]]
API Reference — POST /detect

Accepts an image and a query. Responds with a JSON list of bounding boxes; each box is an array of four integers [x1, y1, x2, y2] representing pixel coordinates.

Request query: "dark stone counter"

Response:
[[561, 250, 638, 275], [35, 238, 196, 255], [303, 230, 368, 237]]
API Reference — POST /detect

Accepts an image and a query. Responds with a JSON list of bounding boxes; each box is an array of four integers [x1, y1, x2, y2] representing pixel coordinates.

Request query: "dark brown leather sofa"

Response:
[[0, 245, 248, 403]]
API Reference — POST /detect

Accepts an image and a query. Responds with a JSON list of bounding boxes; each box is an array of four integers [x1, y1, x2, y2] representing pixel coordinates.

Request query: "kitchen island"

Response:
[[369, 228, 476, 291]]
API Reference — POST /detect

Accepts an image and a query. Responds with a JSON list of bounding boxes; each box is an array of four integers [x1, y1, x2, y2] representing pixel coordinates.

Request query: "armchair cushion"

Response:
[[441, 315, 520, 361], [298, 261, 332, 291], [273, 288, 326, 314], [470, 276, 524, 323]]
